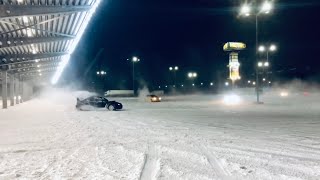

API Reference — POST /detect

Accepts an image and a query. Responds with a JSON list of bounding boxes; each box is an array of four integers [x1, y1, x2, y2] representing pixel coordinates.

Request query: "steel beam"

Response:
[[9, 62, 59, 71], [0, 36, 74, 49], [1, 70, 8, 109], [2, 56, 62, 66], [15, 75, 20, 104], [0, 15, 75, 37], [1, 52, 67, 63], [0, 5, 91, 18], [9, 75, 14, 106], [15, 66, 59, 74]]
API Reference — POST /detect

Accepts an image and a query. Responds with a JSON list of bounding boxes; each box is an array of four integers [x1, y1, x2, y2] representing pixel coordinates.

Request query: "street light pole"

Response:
[[132, 61, 135, 92], [169, 66, 179, 87], [130, 56, 140, 94], [255, 13, 260, 103], [239, 1, 273, 103]]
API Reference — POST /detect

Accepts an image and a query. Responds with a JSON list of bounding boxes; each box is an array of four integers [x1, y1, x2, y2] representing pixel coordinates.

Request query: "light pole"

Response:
[[259, 44, 276, 85], [240, 1, 273, 103], [169, 66, 179, 87], [128, 56, 140, 93], [96, 70, 107, 91], [259, 44, 277, 63], [188, 72, 197, 87], [257, 61, 269, 87]]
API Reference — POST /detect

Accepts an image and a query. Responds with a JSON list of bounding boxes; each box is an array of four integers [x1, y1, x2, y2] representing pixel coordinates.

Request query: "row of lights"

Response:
[[248, 80, 271, 84], [97, 70, 107, 75], [240, 1, 273, 16], [159, 82, 214, 89]]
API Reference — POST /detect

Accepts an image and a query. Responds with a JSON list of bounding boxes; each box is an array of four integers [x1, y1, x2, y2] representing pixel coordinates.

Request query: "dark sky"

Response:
[[61, 0, 320, 90]]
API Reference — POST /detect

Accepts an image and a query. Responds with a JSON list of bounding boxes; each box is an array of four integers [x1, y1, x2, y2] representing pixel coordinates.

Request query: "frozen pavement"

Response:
[[0, 92, 320, 179]]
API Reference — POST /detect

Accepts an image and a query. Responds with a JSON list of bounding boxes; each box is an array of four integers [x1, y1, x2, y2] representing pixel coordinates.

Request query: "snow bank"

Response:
[[1, 89, 320, 179]]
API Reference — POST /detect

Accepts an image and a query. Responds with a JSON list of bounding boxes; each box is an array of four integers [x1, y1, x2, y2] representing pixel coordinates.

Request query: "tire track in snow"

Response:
[[199, 144, 232, 179], [139, 144, 160, 180]]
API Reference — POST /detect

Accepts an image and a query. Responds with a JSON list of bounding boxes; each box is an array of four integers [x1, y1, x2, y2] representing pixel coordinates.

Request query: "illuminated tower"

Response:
[[223, 42, 246, 86]]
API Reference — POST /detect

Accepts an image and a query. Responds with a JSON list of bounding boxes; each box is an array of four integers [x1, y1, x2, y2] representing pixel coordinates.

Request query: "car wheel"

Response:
[[108, 104, 115, 111]]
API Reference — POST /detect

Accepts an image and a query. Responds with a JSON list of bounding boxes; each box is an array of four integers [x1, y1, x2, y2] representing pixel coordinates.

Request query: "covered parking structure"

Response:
[[0, 0, 101, 109]]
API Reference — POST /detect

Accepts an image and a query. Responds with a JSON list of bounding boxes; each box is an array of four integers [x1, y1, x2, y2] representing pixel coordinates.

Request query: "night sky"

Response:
[[61, 0, 320, 90]]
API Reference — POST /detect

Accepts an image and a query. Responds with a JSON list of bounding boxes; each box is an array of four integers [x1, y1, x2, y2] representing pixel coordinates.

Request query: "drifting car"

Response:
[[146, 95, 162, 102], [76, 96, 123, 111]]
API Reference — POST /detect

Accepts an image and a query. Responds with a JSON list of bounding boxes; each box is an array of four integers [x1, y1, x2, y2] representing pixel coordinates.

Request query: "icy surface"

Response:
[[1, 91, 320, 179]]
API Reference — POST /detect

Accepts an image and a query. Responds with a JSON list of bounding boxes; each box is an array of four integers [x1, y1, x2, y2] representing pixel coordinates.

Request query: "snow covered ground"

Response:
[[0, 90, 320, 180]]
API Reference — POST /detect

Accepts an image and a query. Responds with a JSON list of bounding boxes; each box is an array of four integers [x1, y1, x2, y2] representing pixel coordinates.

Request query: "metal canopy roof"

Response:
[[0, 0, 101, 84]]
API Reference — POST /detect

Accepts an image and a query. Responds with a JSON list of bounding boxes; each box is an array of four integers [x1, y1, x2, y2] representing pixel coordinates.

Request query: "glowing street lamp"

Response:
[[261, 1, 273, 14], [188, 72, 197, 78], [258, 61, 269, 68], [97, 71, 106, 75], [241, 4, 251, 16], [258, 45, 265, 52], [169, 66, 179, 86], [270, 44, 277, 51], [129, 56, 140, 93]]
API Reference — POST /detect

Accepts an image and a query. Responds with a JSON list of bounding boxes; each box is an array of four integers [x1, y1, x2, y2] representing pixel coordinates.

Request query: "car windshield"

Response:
[[2, 1, 320, 179]]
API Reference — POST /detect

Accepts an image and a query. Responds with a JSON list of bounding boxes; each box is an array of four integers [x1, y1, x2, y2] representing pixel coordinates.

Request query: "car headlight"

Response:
[[223, 94, 241, 105], [152, 97, 157, 101], [159, 97, 162, 100], [280, 92, 289, 97]]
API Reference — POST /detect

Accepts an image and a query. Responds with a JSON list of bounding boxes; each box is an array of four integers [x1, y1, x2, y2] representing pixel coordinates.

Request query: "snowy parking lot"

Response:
[[0, 90, 320, 179]]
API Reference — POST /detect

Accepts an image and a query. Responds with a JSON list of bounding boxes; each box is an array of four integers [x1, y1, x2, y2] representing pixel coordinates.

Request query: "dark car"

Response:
[[146, 95, 162, 102], [76, 96, 123, 111]]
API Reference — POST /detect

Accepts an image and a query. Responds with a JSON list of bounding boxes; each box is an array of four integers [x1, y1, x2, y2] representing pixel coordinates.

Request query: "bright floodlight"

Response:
[[259, 45, 265, 52], [241, 4, 251, 16], [175, 66, 179, 70], [248, 80, 251, 83], [193, 73, 197, 77], [261, 1, 273, 14], [225, 82, 229, 86], [169, 67, 173, 71], [253, 82, 256, 85], [51, 0, 102, 85], [264, 62, 269, 67], [270, 44, 277, 51], [263, 78, 266, 81], [210, 82, 213, 86], [258, 62, 263, 67], [192, 84, 195, 86], [132, 56, 139, 62], [188, 72, 193, 78], [97, 71, 100, 75], [223, 94, 241, 105]]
